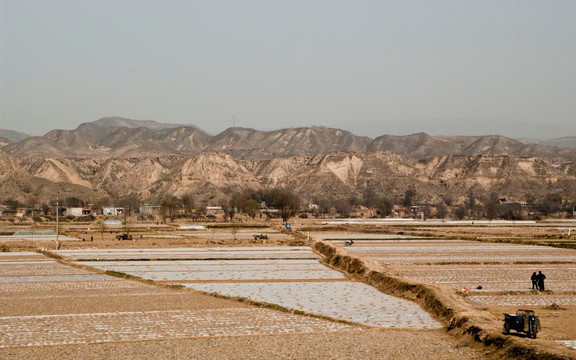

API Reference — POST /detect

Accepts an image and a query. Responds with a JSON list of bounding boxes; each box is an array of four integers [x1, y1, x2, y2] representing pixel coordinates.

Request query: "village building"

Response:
[[102, 207, 123, 216], [64, 207, 93, 217], [139, 205, 161, 216]]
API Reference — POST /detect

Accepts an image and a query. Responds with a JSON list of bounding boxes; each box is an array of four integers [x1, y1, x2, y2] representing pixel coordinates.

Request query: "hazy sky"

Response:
[[1, 0, 575, 138]]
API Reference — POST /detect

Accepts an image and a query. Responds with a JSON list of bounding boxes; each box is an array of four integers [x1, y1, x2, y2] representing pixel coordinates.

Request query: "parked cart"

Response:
[[503, 309, 540, 339], [115, 233, 133, 241]]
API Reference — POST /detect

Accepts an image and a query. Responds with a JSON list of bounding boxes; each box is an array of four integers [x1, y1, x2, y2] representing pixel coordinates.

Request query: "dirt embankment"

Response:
[[313, 240, 576, 360]]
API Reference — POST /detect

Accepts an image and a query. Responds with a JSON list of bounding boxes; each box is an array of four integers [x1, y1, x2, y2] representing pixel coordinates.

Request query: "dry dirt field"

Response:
[[2, 217, 576, 358], [312, 219, 576, 353], [0, 248, 483, 359], [57, 247, 441, 330], [325, 239, 576, 342]]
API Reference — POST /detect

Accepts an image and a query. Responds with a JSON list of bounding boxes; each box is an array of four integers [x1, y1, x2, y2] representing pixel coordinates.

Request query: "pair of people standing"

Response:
[[531, 271, 547, 291]]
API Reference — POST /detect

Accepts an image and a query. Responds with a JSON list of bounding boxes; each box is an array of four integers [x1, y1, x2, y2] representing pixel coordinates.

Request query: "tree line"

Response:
[[2, 187, 575, 222]]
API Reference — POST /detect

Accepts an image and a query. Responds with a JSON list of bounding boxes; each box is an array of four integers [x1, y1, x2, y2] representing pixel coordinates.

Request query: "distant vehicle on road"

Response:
[[115, 233, 133, 241]]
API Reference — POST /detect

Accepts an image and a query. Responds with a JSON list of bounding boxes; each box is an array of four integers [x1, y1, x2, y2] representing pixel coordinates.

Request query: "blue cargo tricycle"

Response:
[[503, 309, 540, 339]]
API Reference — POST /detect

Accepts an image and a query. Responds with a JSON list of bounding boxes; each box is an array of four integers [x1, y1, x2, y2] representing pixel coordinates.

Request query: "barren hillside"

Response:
[[0, 150, 571, 208], [3, 118, 576, 162], [1, 118, 576, 207]]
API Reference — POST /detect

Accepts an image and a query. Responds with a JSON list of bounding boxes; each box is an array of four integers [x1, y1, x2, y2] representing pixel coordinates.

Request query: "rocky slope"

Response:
[[2, 118, 576, 207], [3, 118, 576, 162], [2, 150, 573, 208], [0, 151, 105, 205]]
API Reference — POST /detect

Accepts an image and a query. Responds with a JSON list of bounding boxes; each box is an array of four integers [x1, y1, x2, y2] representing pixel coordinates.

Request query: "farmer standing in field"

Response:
[[537, 271, 547, 291], [531, 272, 538, 290]]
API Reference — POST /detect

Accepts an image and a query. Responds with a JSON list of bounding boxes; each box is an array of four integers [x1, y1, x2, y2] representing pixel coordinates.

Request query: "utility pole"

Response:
[[55, 198, 59, 250]]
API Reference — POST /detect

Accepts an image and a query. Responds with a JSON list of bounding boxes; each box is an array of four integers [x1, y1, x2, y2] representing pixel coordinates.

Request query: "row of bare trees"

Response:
[[2, 187, 574, 222], [218, 188, 301, 222], [156, 188, 301, 223]]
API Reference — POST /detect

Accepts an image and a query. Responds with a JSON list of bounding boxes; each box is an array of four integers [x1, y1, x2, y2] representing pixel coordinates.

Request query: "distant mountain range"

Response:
[[2, 117, 576, 162], [1, 117, 575, 207], [0, 129, 30, 143], [341, 118, 576, 143], [517, 137, 576, 150]]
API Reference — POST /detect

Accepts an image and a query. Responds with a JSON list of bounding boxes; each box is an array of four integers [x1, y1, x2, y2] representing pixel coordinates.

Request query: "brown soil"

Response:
[[0, 222, 486, 359], [3, 218, 576, 359], [0, 329, 486, 360], [485, 306, 576, 341], [544, 303, 567, 310], [313, 236, 576, 359]]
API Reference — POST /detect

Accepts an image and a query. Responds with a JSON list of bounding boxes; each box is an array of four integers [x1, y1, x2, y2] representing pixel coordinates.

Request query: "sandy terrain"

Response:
[[3, 218, 576, 358], [0, 247, 484, 359], [324, 233, 576, 351], [68, 247, 441, 329]]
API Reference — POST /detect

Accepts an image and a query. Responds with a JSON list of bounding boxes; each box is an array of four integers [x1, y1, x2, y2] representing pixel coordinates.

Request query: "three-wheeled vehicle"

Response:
[[503, 309, 540, 338], [115, 233, 133, 241]]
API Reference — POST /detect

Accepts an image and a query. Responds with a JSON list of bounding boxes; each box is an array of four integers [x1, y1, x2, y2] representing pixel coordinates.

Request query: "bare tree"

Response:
[[65, 197, 84, 207], [264, 188, 301, 223], [436, 202, 448, 219], [333, 198, 352, 217], [454, 205, 467, 220], [233, 190, 262, 219], [120, 193, 140, 218], [219, 198, 237, 222], [160, 195, 179, 222], [484, 193, 498, 220], [96, 216, 106, 241], [376, 197, 393, 218], [120, 193, 141, 233], [402, 188, 416, 207], [467, 191, 476, 218], [181, 192, 195, 217]]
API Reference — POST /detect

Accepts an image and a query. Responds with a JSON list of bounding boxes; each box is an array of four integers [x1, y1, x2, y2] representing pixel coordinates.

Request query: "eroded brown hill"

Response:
[[0, 151, 106, 204], [2, 119, 576, 206], [3, 119, 576, 162], [4, 151, 574, 207]]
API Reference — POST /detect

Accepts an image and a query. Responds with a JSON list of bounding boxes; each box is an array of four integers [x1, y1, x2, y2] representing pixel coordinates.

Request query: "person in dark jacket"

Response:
[[531, 272, 538, 290], [537, 271, 547, 291]]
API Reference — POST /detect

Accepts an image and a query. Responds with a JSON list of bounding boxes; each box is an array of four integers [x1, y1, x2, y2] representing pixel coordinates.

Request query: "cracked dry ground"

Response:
[[0, 252, 485, 359]]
